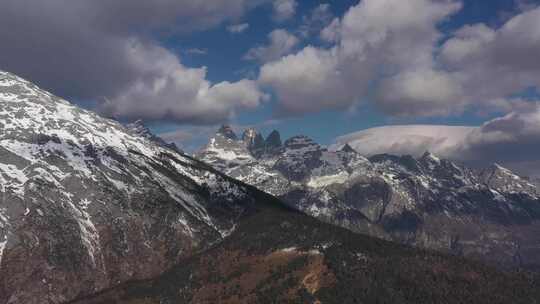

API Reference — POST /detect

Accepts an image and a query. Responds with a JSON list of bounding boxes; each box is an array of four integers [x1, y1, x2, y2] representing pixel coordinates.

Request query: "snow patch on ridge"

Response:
[[0, 238, 7, 266], [307, 172, 349, 188], [65, 199, 102, 268]]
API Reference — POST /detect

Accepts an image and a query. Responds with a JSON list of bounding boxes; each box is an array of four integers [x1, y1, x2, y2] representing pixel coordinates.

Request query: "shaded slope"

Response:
[[70, 198, 540, 304]]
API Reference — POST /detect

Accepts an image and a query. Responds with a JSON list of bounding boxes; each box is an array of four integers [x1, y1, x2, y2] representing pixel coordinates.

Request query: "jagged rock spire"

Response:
[[242, 128, 265, 150], [420, 150, 441, 165], [265, 130, 282, 148], [341, 143, 357, 153], [126, 119, 152, 137], [217, 125, 238, 140], [421, 150, 438, 159]]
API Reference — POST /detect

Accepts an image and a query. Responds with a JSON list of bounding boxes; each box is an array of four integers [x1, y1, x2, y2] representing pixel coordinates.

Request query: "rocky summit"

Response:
[[198, 126, 540, 271], [125, 119, 182, 153]]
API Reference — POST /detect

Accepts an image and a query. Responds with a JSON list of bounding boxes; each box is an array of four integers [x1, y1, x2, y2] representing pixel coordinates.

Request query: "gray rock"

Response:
[[242, 128, 265, 155], [125, 119, 182, 153], [217, 125, 238, 140], [265, 130, 282, 148]]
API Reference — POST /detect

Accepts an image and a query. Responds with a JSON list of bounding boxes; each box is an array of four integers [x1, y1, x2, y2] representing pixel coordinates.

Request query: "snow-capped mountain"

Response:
[[198, 126, 540, 270], [0, 71, 268, 303], [126, 119, 182, 153], [479, 163, 537, 194]]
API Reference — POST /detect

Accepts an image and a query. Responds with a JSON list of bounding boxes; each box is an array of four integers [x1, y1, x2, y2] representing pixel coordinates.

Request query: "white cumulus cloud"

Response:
[[260, 0, 462, 116], [99, 41, 268, 124], [272, 0, 298, 22], [227, 23, 250, 33], [259, 0, 540, 120], [244, 29, 299, 63], [0, 0, 269, 124]]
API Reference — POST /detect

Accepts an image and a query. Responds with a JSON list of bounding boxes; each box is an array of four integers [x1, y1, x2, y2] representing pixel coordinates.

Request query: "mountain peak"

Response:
[[284, 135, 318, 147], [242, 128, 258, 140], [265, 130, 282, 148], [485, 162, 520, 178], [491, 163, 510, 172], [484, 163, 519, 178], [282, 136, 322, 156], [126, 119, 152, 137], [420, 151, 441, 167], [421, 150, 440, 160], [242, 128, 264, 151], [0, 70, 69, 107], [217, 125, 238, 140], [341, 143, 357, 153], [480, 163, 537, 195], [126, 120, 182, 153]]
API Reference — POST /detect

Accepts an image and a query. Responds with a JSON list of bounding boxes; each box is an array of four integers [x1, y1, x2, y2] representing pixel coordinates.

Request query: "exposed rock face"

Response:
[[479, 163, 537, 196], [198, 127, 540, 271], [263, 130, 283, 156], [341, 143, 357, 153], [217, 125, 238, 140], [125, 119, 182, 153], [274, 136, 325, 182], [265, 130, 282, 148], [0, 71, 266, 303], [196, 126, 256, 173], [242, 128, 264, 149]]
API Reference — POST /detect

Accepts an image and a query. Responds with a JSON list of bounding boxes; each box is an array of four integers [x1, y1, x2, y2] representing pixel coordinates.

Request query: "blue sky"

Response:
[[143, 0, 540, 151], [153, 0, 363, 148]]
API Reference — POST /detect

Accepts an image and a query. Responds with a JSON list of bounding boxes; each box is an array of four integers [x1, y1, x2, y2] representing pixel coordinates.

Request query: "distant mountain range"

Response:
[[1, 70, 539, 303], [197, 125, 540, 271]]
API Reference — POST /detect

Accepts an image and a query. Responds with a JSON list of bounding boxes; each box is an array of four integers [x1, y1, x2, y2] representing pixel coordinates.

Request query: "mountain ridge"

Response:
[[197, 125, 540, 271], [0, 71, 285, 303]]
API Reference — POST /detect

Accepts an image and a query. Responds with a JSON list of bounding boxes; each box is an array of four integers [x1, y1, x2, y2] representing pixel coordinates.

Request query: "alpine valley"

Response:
[[1, 71, 539, 304]]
